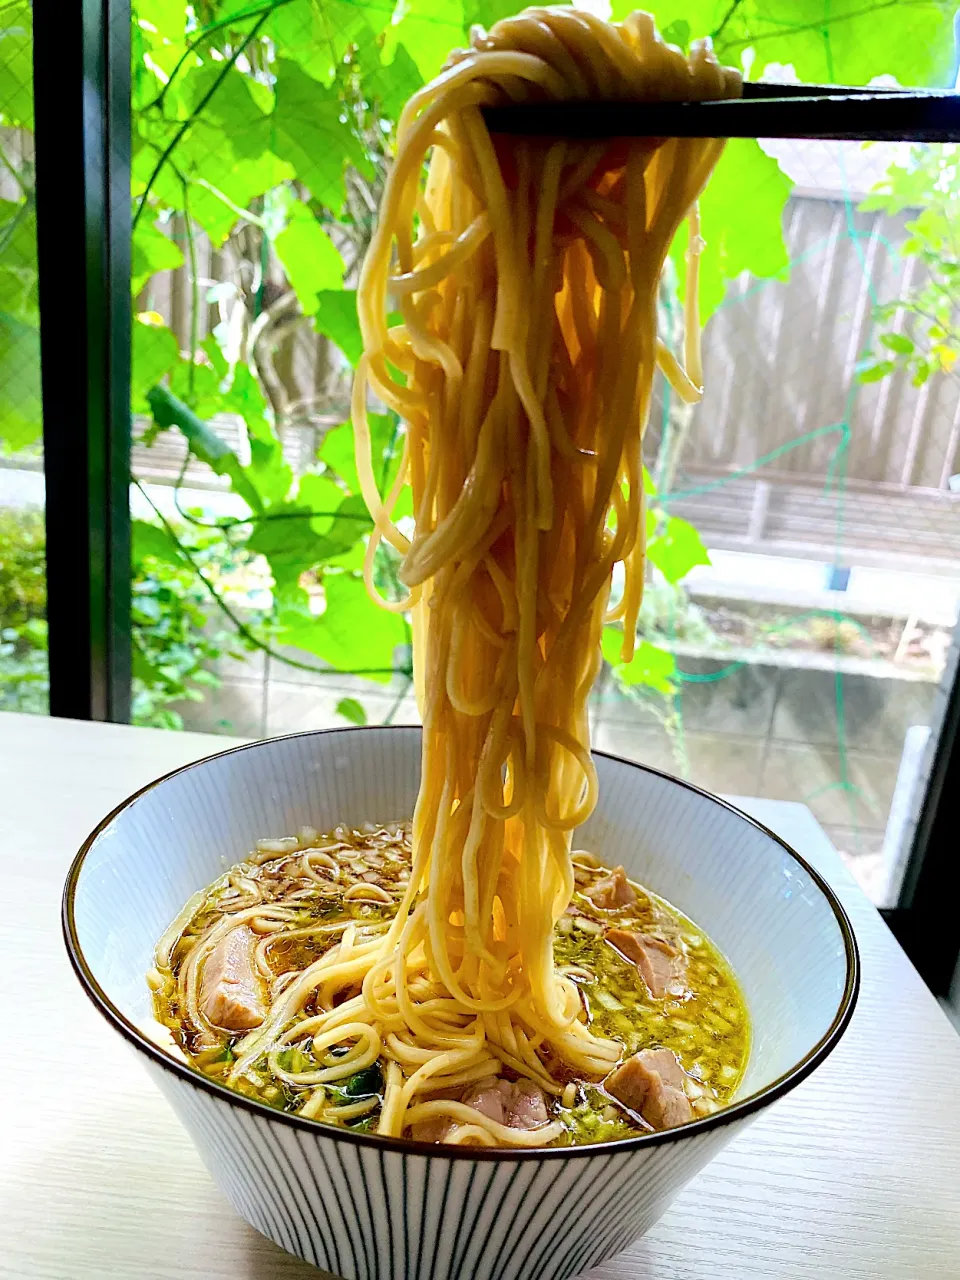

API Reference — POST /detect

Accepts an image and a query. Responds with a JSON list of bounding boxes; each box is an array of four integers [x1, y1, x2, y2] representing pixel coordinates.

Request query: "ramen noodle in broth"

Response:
[[150, 822, 749, 1144]]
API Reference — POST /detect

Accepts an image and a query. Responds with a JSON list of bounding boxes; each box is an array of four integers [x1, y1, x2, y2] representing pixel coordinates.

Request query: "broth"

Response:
[[150, 822, 749, 1146]]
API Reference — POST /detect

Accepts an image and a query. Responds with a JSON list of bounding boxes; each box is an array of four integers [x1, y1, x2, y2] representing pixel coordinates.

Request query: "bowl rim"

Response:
[[63, 723, 860, 1162]]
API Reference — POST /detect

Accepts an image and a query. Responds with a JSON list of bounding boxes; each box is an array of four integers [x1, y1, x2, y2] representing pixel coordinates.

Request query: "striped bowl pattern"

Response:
[[64, 727, 859, 1280]]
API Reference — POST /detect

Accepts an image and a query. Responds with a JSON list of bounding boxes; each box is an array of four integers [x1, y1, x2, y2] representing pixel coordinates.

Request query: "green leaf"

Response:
[[619, 641, 677, 694], [320, 414, 409, 516], [621, 0, 956, 86], [911, 361, 932, 387], [855, 359, 896, 383], [0, 313, 41, 452], [319, 420, 362, 493], [222, 363, 293, 507], [131, 317, 180, 411], [269, 59, 369, 210], [184, 153, 294, 248], [146, 384, 263, 512], [642, 466, 657, 496], [247, 503, 325, 589], [601, 625, 627, 668], [879, 332, 914, 355], [647, 516, 711, 584], [660, 18, 691, 50], [167, 358, 226, 420], [132, 218, 185, 296], [131, 519, 185, 566], [138, 0, 188, 44], [314, 289, 363, 366], [132, 644, 167, 685], [670, 139, 792, 326], [274, 203, 344, 315], [0, 201, 38, 324], [201, 334, 228, 379], [382, 0, 468, 82], [602, 627, 677, 695], [712, 1, 957, 87], [297, 471, 349, 523], [336, 696, 368, 725], [282, 573, 406, 681], [0, 13, 34, 128], [318, 494, 375, 558], [271, 0, 394, 86], [362, 43, 425, 122], [178, 63, 272, 146], [610, 1, 716, 36]]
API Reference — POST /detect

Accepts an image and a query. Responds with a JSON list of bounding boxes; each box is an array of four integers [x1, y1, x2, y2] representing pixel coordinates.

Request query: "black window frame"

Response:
[[33, 0, 132, 722]]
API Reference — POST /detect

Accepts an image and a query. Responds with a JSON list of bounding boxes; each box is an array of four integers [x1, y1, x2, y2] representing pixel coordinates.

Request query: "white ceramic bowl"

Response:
[[64, 727, 858, 1280]]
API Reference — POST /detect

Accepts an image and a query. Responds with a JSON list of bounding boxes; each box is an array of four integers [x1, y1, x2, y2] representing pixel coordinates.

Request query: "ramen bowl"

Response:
[[64, 726, 858, 1280]]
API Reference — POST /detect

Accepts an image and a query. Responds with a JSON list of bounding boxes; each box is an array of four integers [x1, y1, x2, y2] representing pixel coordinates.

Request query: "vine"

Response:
[[0, 0, 955, 731]]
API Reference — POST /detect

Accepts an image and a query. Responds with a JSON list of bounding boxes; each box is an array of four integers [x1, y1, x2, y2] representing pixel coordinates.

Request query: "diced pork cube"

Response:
[[200, 926, 265, 1031], [604, 1048, 694, 1131], [605, 928, 686, 998], [583, 866, 637, 910], [461, 1076, 550, 1130]]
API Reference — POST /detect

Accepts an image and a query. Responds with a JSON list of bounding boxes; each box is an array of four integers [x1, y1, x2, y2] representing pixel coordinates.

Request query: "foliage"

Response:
[[639, 0, 958, 326], [0, 504, 267, 727], [858, 145, 960, 388], [1, 0, 954, 723], [603, 467, 713, 686], [0, 507, 47, 712], [130, 518, 270, 728], [638, 580, 717, 648]]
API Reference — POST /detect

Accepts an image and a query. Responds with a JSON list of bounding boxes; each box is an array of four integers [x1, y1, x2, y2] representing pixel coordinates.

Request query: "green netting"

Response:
[[0, 0, 47, 714]]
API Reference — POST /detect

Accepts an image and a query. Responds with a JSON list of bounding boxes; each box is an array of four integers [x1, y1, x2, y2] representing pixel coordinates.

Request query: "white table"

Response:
[[1, 711, 959, 1280]]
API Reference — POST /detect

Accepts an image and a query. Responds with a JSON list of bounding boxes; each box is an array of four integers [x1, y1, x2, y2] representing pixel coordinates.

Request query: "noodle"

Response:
[[224, 11, 739, 1144]]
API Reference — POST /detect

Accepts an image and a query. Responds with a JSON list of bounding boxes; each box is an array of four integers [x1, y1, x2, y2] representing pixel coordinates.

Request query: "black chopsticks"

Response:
[[481, 83, 960, 142]]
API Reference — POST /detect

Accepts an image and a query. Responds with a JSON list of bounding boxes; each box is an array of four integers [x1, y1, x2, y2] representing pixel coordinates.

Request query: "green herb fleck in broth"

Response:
[[553, 887, 748, 1142]]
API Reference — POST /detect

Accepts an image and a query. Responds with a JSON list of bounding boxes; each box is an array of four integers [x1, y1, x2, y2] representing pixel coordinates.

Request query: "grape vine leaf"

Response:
[[710, 0, 958, 87], [320, 414, 413, 518], [132, 218, 185, 295], [247, 502, 331, 590], [336, 696, 368, 725], [137, 0, 188, 46], [0, 201, 38, 324], [601, 627, 677, 695], [220, 363, 294, 509], [671, 138, 792, 325], [131, 316, 179, 412], [282, 571, 406, 680], [184, 152, 295, 248], [269, 59, 370, 209], [270, 0, 395, 86], [131, 518, 185, 565], [363, 44, 425, 122], [274, 203, 344, 315], [647, 515, 711, 584], [315, 289, 363, 366], [297, 473, 353, 529], [178, 63, 274, 144], [0, 313, 41, 452], [0, 8, 34, 129], [382, 0, 469, 82]]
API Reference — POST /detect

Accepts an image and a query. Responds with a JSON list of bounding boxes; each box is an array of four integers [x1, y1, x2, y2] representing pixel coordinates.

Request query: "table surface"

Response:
[[2, 710, 959, 1280]]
